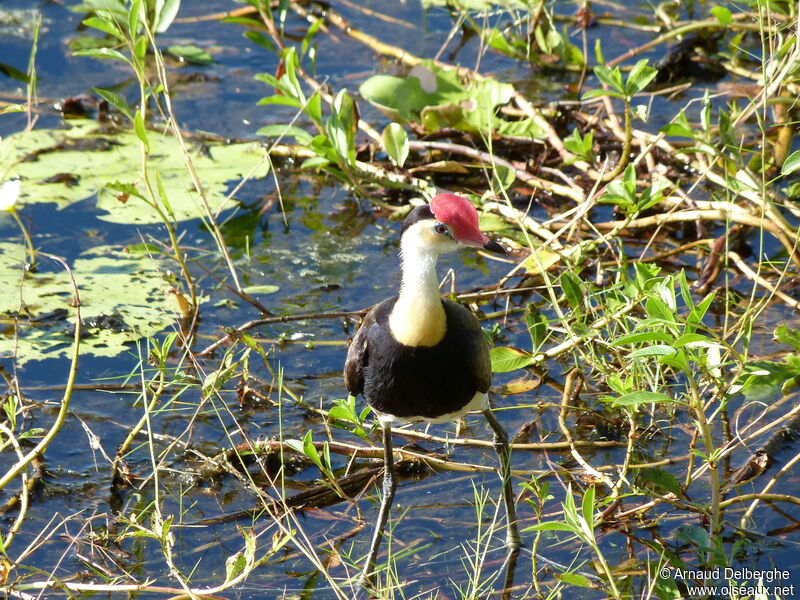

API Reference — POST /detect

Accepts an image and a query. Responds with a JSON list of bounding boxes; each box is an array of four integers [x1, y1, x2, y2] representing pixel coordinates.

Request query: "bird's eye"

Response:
[[433, 222, 449, 235]]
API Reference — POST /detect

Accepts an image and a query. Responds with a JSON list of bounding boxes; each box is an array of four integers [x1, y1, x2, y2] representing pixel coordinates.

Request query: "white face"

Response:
[[402, 219, 462, 256]]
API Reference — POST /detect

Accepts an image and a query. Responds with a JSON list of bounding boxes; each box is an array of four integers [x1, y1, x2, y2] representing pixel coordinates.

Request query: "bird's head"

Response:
[[400, 193, 507, 257]]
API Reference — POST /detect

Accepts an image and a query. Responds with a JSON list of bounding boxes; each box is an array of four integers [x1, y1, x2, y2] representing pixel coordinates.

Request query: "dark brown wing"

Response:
[[443, 300, 492, 393], [343, 307, 377, 396]]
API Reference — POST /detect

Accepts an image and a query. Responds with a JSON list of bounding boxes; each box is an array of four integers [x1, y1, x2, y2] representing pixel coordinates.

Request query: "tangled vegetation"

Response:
[[0, 0, 800, 598]]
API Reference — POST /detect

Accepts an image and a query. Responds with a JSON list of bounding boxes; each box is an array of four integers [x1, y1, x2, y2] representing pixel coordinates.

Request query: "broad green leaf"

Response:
[[625, 59, 658, 95], [593, 65, 625, 95], [359, 61, 544, 138], [257, 124, 313, 143], [154, 0, 181, 33], [73, 47, 129, 62], [581, 485, 595, 530], [244, 31, 277, 53], [0, 120, 270, 224], [560, 270, 584, 309], [611, 331, 675, 346], [382, 123, 409, 167], [0, 243, 200, 364], [775, 325, 800, 352], [627, 345, 676, 358], [490, 346, 534, 372], [608, 390, 673, 406], [167, 45, 213, 66], [241, 285, 280, 295], [711, 6, 733, 26], [638, 467, 685, 498], [557, 572, 594, 587], [523, 521, 576, 533], [781, 150, 800, 175], [94, 87, 133, 121], [133, 108, 149, 150], [82, 16, 124, 40]]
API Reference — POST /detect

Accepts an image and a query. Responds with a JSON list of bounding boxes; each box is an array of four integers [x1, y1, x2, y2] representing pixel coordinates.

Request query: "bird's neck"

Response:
[[389, 242, 446, 347]]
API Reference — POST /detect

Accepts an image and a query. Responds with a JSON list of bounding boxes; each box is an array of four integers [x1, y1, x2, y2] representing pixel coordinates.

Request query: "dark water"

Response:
[[1, 1, 799, 598]]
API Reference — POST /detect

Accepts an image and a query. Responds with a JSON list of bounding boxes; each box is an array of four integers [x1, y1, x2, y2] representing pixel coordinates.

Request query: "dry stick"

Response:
[[606, 16, 762, 68], [719, 493, 800, 510], [194, 309, 368, 357], [593, 207, 799, 260], [728, 251, 800, 310], [482, 201, 564, 249], [298, 0, 600, 186], [732, 11, 800, 128], [408, 140, 583, 202], [0, 423, 33, 547], [741, 449, 800, 525], [557, 370, 614, 488]]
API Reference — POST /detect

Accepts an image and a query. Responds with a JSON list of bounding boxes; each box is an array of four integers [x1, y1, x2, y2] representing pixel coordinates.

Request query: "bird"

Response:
[[344, 193, 521, 585]]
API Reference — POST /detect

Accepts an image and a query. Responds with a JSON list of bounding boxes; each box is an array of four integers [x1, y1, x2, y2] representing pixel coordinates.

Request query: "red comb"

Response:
[[430, 193, 488, 246]]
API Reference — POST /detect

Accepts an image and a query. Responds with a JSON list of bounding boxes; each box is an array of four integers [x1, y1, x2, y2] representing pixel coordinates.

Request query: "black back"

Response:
[[344, 297, 490, 420]]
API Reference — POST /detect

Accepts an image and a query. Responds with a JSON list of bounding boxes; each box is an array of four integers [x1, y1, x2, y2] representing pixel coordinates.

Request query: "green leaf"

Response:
[[781, 150, 800, 175], [257, 124, 313, 143], [490, 346, 535, 373], [710, 5, 733, 26], [627, 345, 677, 359], [82, 16, 124, 40], [611, 331, 675, 346], [644, 296, 675, 322], [775, 325, 800, 352], [0, 243, 201, 364], [133, 108, 149, 151], [593, 65, 625, 95], [241, 285, 280, 295], [0, 119, 270, 224], [244, 31, 278, 54], [625, 59, 658, 96], [167, 45, 214, 66], [359, 61, 544, 138], [581, 485, 595, 530], [129, 0, 142, 35], [0, 62, 30, 84], [74, 47, 129, 63], [94, 87, 133, 121], [523, 521, 576, 533], [560, 270, 584, 309], [154, 0, 181, 33], [300, 156, 331, 170], [557, 572, 594, 587], [609, 390, 673, 406], [638, 467, 685, 498], [382, 123, 409, 167]]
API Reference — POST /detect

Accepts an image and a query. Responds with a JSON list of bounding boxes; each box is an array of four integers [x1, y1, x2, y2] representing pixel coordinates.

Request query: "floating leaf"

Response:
[[0, 120, 270, 224], [359, 61, 544, 138], [0, 243, 199, 364], [607, 390, 673, 406], [241, 285, 280, 295]]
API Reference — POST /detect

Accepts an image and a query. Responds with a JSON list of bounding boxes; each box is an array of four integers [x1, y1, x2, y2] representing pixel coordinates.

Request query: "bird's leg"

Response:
[[361, 421, 397, 587], [483, 409, 521, 549]]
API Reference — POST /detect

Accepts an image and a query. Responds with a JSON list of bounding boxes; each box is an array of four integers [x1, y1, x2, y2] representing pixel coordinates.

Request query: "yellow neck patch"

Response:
[[389, 296, 446, 347]]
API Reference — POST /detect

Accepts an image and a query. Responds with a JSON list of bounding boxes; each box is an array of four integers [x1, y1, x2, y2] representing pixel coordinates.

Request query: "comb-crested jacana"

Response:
[[344, 193, 521, 584]]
